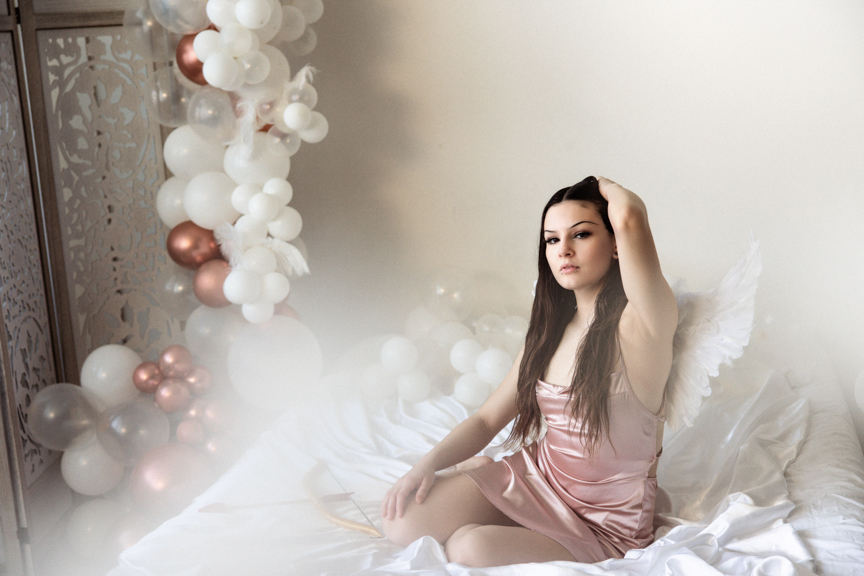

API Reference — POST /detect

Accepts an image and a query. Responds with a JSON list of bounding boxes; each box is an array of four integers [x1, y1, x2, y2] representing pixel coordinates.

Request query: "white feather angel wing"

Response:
[[664, 233, 762, 431]]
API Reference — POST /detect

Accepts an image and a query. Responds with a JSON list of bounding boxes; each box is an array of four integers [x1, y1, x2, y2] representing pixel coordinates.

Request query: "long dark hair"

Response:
[[504, 176, 628, 453]]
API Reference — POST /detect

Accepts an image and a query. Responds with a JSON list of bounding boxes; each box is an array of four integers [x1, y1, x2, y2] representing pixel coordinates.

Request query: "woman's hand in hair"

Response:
[[596, 177, 648, 231], [381, 462, 437, 520]]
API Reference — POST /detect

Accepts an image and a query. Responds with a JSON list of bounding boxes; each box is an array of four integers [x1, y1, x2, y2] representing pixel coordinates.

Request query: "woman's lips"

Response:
[[560, 265, 578, 273]]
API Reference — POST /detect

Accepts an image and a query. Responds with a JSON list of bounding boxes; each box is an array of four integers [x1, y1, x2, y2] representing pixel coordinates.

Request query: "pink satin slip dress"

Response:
[[462, 363, 664, 563]]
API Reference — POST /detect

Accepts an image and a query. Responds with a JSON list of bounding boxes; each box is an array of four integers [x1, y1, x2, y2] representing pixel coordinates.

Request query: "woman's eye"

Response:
[[574, 232, 590, 239], [544, 237, 558, 245]]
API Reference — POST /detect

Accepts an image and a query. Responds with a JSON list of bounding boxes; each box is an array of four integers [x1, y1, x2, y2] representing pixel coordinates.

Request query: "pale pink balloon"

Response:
[[154, 378, 191, 413], [129, 443, 211, 519], [133, 361, 163, 394], [176, 419, 207, 444], [159, 344, 194, 378], [107, 512, 156, 554], [184, 365, 213, 395], [202, 433, 238, 463], [201, 398, 232, 433], [193, 259, 231, 308]]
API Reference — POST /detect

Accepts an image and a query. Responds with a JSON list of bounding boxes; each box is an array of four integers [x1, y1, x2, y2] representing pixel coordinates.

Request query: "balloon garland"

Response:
[[24, 0, 328, 559]]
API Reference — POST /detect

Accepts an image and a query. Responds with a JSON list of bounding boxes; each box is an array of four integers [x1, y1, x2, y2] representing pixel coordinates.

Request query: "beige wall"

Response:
[[288, 1, 864, 443]]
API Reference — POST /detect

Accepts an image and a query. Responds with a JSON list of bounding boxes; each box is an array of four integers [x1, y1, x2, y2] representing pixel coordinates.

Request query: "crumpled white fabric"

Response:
[[109, 361, 857, 576]]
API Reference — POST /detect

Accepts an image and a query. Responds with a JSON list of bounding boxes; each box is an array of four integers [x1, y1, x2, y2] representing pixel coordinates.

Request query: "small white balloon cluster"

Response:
[[219, 177, 301, 323], [357, 304, 529, 410]]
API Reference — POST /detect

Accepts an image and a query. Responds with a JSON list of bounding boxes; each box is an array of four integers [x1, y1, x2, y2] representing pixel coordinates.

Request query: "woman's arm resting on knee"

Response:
[[381, 347, 523, 519]]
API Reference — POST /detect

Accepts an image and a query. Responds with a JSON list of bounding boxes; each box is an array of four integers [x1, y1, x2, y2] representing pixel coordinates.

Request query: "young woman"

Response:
[[381, 176, 678, 567]]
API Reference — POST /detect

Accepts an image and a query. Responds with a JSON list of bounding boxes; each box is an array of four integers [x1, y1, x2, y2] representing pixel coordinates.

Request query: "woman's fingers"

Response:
[[415, 475, 432, 504]]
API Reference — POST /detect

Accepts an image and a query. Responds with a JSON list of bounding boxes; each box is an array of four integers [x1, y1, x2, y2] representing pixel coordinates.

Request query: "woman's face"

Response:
[[543, 200, 616, 292]]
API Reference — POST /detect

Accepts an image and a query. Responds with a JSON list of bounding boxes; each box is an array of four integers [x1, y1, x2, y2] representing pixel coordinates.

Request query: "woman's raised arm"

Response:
[[597, 177, 677, 340]]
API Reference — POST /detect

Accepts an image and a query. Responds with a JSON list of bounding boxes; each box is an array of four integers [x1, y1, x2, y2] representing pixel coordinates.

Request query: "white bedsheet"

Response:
[[108, 361, 864, 576]]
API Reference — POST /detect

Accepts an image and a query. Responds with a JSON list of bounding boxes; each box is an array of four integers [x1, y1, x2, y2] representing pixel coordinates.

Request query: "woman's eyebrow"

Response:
[[543, 221, 597, 234]]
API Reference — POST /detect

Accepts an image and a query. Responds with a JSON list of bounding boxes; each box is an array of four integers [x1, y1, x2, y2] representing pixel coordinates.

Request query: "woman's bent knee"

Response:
[[382, 513, 425, 548], [444, 524, 492, 567]]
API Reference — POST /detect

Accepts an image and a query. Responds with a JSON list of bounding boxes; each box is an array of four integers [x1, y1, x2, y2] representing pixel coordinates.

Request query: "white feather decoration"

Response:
[[264, 237, 310, 276], [664, 232, 762, 431], [214, 222, 309, 277], [214, 222, 243, 269]]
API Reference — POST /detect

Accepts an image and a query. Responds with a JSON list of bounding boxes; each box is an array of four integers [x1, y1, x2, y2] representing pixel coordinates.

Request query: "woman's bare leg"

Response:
[[382, 457, 517, 546], [445, 523, 577, 567]]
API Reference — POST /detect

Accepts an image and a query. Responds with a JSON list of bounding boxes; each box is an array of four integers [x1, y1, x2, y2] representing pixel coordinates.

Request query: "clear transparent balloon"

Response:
[[267, 126, 302, 156], [187, 86, 239, 144], [123, 4, 180, 62], [427, 268, 476, 321], [148, 0, 210, 34], [96, 399, 171, 466], [27, 384, 102, 451], [145, 65, 193, 127]]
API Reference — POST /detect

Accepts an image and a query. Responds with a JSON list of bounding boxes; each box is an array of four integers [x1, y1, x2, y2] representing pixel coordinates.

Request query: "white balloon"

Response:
[[80, 345, 142, 407], [253, 0, 282, 43], [231, 183, 261, 214], [238, 50, 270, 84], [66, 498, 124, 560], [192, 29, 222, 61], [203, 53, 240, 90], [61, 436, 124, 496], [219, 22, 254, 57], [404, 305, 441, 340], [262, 177, 293, 205], [287, 25, 317, 56], [397, 371, 431, 403], [224, 131, 291, 185], [227, 316, 323, 410], [359, 363, 397, 401], [279, 5, 306, 42], [242, 300, 275, 323], [163, 126, 225, 179], [503, 315, 529, 340], [184, 304, 247, 360], [223, 269, 262, 304], [261, 272, 290, 302], [183, 171, 240, 230], [475, 314, 504, 344], [298, 111, 328, 143], [282, 102, 311, 131], [206, 0, 238, 27], [380, 336, 418, 375], [476, 348, 512, 385], [429, 321, 473, 353], [235, 0, 271, 29], [267, 206, 302, 241], [248, 192, 281, 222], [156, 176, 189, 228], [450, 338, 484, 374], [454, 373, 490, 408], [292, 0, 323, 24], [242, 246, 276, 274], [234, 214, 268, 246]]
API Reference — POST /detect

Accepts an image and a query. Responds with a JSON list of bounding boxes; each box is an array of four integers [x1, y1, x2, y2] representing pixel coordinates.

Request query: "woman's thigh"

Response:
[[382, 473, 519, 547], [445, 523, 577, 567]]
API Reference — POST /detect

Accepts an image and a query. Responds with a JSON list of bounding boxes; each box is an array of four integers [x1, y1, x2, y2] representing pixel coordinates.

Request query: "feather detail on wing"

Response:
[[664, 232, 762, 431]]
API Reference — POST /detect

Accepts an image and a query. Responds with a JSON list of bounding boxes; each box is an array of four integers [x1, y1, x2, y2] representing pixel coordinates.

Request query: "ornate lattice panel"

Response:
[[38, 27, 181, 367], [0, 32, 58, 486]]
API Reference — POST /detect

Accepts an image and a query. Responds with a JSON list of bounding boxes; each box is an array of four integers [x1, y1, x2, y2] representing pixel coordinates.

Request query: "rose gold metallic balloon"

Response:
[[192, 259, 231, 308], [166, 221, 221, 270], [176, 419, 207, 444], [159, 344, 194, 378], [184, 396, 209, 420], [201, 398, 232, 433], [175, 33, 207, 85], [132, 361, 163, 394], [129, 443, 211, 519], [154, 378, 191, 413], [184, 365, 213, 395]]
